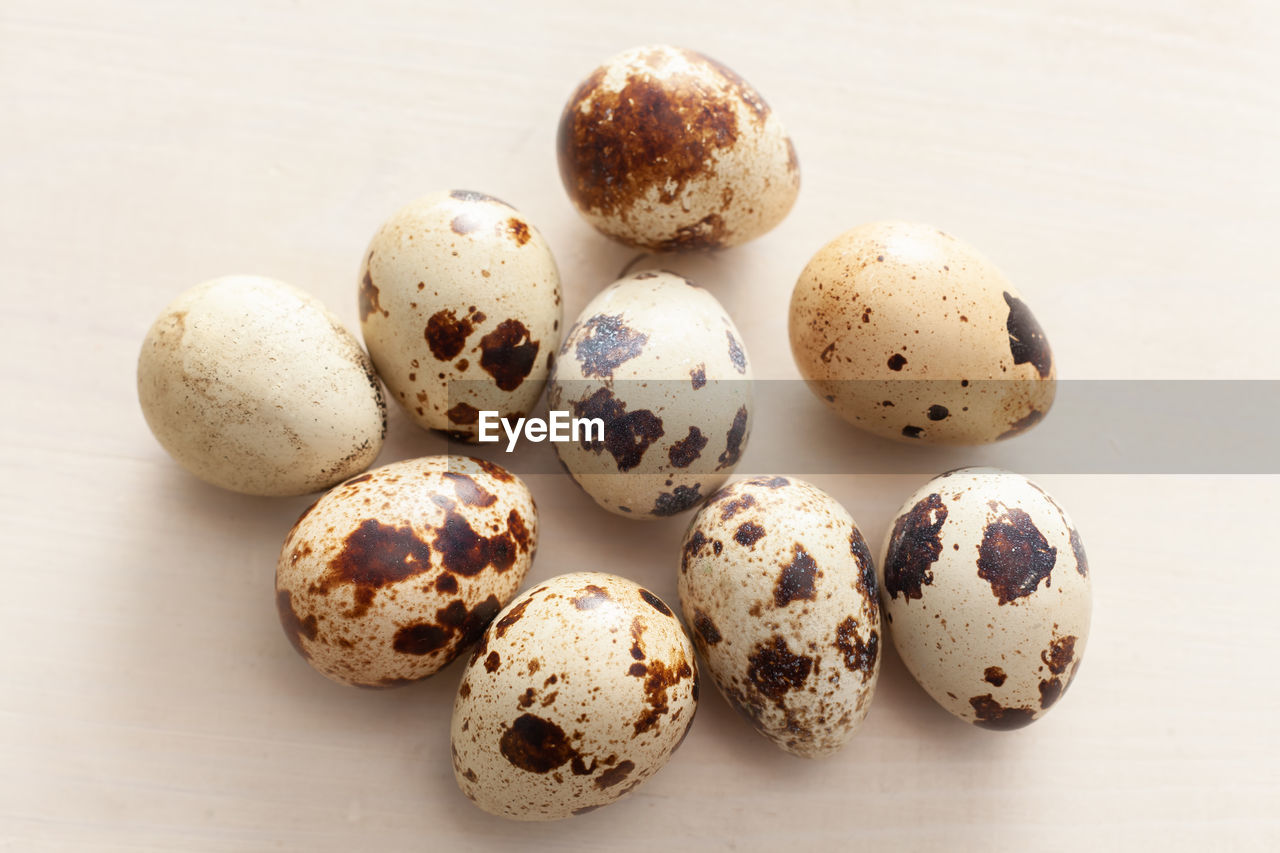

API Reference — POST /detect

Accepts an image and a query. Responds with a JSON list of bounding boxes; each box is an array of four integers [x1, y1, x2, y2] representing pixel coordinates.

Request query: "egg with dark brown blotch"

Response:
[[557, 45, 799, 251], [877, 467, 1091, 729], [275, 456, 536, 687], [548, 270, 753, 520], [789, 223, 1056, 444], [679, 476, 882, 757], [451, 572, 698, 820], [359, 190, 562, 439]]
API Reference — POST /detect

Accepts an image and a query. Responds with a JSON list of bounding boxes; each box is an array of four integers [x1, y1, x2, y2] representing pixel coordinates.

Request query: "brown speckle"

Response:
[[506, 218, 531, 246], [746, 636, 813, 701], [976, 504, 1056, 604], [887, 353, 907, 371], [999, 408, 1045, 440], [1041, 635, 1077, 675], [479, 319, 539, 392], [443, 472, 496, 507], [432, 508, 517, 577], [446, 402, 479, 425], [883, 493, 947, 601], [834, 616, 878, 676], [571, 387, 664, 472], [1003, 292, 1053, 378], [668, 426, 707, 468], [927, 405, 949, 421], [571, 584, 611, 610], [902, 425, 924, 439], [499, 713, 577, 773], [717, 405, 749, 469], [494, 597, 532, 638], [653, 483, 702, 517], [425, 309, 477, 361], [639, 589, 672, 616], [690, 364, 706, 389], [969, 694, 1036, 730], [594, 759, 636, 789], [692, 608, 722, 645], [774, 544, 818, 607], [276, 590, 317, 660], [984, 666, 1007, 687], [734, 521, 765, 548], [726, 330, 747, 373], [317, 520, 433, 618], [485, 651, 500, 673], [573, 314, 648, 379], [358, 260, 388, 323]]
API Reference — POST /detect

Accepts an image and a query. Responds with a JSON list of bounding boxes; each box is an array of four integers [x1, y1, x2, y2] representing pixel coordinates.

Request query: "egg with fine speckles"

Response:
[[451, 572, 698, 820], [275, 456, 537, 687], [789, 222, 1056, 444], [548, 270, 753, 520], [678, 476, 881, 757], [877, 467, 1091, 729], [359, 190, 562, 439], [557, 45, 799, 251], [137, 275, 387, 496]]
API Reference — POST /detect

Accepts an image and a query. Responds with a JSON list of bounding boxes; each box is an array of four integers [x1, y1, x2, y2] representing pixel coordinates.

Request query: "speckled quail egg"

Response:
[[678, 476, 881, 757], [275, 455, 536, 687], [557, 45, 799, 251], [359, 190, 562, 438], [878, 467, 1090, 729], [789, 223, 1056, 444], [548, 270, 752, 520], [451, 572, 698, 820], [137, 275, 386, 496]]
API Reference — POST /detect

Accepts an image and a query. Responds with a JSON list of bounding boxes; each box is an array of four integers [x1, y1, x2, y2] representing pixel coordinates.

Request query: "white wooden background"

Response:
[[2, 1, 1278, 850]]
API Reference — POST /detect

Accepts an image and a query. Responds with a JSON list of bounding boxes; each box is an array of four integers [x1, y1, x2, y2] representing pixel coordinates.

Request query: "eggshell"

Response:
[[137, 275, 386, 496], [789, 223, 1056, 444], [557, 45, 799, 250], [548, 270, 753, 519], [451, 572, 698, 820], [678, 476, 881, 757], [359, 190, 562, 439], [275, 456, 536, 687], [877, 467, 1091, 729]]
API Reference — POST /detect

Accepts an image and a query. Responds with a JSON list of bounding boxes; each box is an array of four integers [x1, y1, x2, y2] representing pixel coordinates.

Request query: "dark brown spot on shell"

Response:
[[883, 493, 948, 601], [443, 471, 496, 507], [775, 543, 818, 607], [887, 353, 907, 371], [726, 330, 746, 373], [499, 713, 576, 773], [977, 504, 1056, 604], [432, 509, 517, 577], [734, 521, 765, 548], [479, 319, 539, 391], [834, 616, 878, 676], [969, 694, 1036, 730], [446, 402, 480, 425], [692, 608, 722, 645], [658, 213, 728, 251], [690, 364, 706, 389], [318, 520, 433, 618], [494, 597, 532, 638], [434, 574, 458, 594], [849, 530, 877, 597], [425, 309, 478, 361], [681, 529, 709, 574], [393, 594, 500, 656], [1070, 527, 1088, 576], [571, 584, 611, 610], [1041, 635, 1077, 675], [747, 636, 813, 701], [473, 458, 514, 483], [639, 589, 672, 616], [652, 483, 702, 517], [718, 492, 755, 521], [631, 656, 693, 736], [984, 666, 1007, 687], [507, 510, 531, 553], [902, 425, 924, 439], [594, 760, 636, 789], [572, 314, 648, 379], [358, 261, 388, 323], [571, 387, 664, 472], [506, 218, 531, 246], [485, 651, 500, 672], [276, 590, 317, 660], [717, 405, 748, 469], [1003, 291, 1053, 378], [927, 404, 949, 421], [668, 426, 707, 468]]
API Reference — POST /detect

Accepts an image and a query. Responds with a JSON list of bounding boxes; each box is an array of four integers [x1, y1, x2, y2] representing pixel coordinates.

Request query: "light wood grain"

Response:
[[1, 1, 1278, 850]]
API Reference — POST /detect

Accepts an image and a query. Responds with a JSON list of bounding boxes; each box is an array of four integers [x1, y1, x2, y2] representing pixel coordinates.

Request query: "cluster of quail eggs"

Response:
[[137, 44, 1091, 821]]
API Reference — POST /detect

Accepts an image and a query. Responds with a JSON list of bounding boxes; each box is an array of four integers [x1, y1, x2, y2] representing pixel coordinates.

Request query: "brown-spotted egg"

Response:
[[557, 45, 799, 250], [789, 223, 1056, 444], [548, 270, 753, 520], [275, 456, 536, 687], [878, 467, 1091, 729], [679, 476, 881, 757], [359, 190, 562, 439], [451, 572, 698, 820]]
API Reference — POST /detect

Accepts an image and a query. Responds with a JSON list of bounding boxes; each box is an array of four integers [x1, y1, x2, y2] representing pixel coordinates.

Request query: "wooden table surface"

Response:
[[2, 1, 1278, 849]]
